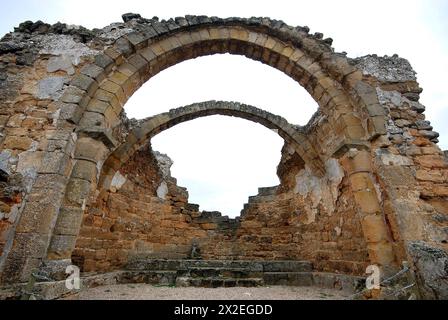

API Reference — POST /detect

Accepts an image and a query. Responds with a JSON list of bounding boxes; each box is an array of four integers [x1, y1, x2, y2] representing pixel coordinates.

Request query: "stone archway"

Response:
[[68, 100, 373, 278], [99, 100, 323, 185], [0, 14, 446, 299]]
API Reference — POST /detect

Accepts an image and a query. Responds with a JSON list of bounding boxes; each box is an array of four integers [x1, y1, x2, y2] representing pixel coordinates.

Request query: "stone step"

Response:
[[119, 270, 177, 286], [261, 260, 312, 272], [175, 276, 264, 288], [177, 267, 263, 279], [127, 259, 313, 273], [263, 272, 365, 294]]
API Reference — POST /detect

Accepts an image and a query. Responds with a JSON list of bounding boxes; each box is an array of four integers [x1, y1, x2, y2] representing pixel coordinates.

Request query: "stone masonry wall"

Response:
[[74, 142, 369, 275], [353, 55, 448, 298], [0, 14, 391, 284], [0, 14, 446, 298]]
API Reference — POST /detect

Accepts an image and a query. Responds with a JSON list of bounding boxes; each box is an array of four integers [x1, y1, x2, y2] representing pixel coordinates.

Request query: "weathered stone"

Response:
[[47, 55, 74, 75], [408, 241, 448, 299], [71, 160, 97, 183], [37, 76, 67, 100], [122, 13, 142, 23]]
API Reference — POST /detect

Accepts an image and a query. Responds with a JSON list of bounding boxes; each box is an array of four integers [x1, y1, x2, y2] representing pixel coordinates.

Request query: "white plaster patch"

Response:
[[52, 108, 61, 126], [47, 55, 75, 75], [110, 171, 127, 192], [156, 181, 169, 200], [325, 158, 345, 206], [153, 151, 173, 179], [0, 150, 16, 174], [377, 150, 413, 166], [334, 226, 342, 237], [294, 167, 323, 211], [294, 167, 320, 198], [326, 158, 344, 184], [294, 161, 344, 217], [39, 34, 98, 65], [37, 76, 67, 100], [17, 150, 42, 192], [376, 87, 402, 107]]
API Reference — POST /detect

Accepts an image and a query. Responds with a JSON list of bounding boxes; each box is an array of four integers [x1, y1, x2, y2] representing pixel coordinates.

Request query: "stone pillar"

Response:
[[0, 131, 76, 283], [341, 148, 398, 274], [43, 135, 111, 279]]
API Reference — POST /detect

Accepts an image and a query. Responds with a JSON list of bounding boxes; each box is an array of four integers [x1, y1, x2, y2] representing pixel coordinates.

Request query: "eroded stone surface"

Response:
[[408, 241, 448, 299]]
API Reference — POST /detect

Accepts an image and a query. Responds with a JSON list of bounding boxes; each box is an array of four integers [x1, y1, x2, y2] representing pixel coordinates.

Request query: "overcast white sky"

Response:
[[1, 1, 447, 217]]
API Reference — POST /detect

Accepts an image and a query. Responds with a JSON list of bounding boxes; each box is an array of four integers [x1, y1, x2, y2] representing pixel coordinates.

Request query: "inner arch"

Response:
[[100, 101, 322, 189], [124, 54, 318, 125]]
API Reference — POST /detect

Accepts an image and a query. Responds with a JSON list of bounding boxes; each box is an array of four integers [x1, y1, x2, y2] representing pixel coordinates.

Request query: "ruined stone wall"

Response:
[[73, 142, 369, 275], [0, 29, 95, 266], [352, 55, 448, 298], [0, 14, 446, 298]]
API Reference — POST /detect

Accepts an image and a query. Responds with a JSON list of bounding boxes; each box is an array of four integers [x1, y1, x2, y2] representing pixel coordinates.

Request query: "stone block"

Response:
[[15, 189, 64, 234], [345, 125, 366, 140], [100, 80, 125, 104], [87, 98, 110, 114], [71, 159, 97, 183], [70, 74, 95, 92], [79, 111, 106, 128], [139, 46, 157, 62], [52, 207, 84, 236], [37, 76, 67, 100], [47, 234, 78, 259], [353, 190, 381, 214], [367, 241, 396, 266], [415, 169, 448, 183], [80, 64, 106, 83], [368, 116, 387, 136], [32, 173, 67, 190], [361, 215, 389, 243], [38, 151, 71, 175], [59, 102, 83, 124], [349, 172, 373, 192], [125, 32, 148, 50], [0, 253, 42, 284], [78, 127, 117, 149], [128, 54, 149, 76], [8, 232, 50, 259], [3, 135, 33, 150], [94, 53, 114, 72], [415, 155, 447, 169], [379, 166, 415, 187], [109, 71, 129, 85], [47, 55, 75, 75], [342, 150, 372, 175], [64, 178, 92, 207], [104, 47, 123, 63]]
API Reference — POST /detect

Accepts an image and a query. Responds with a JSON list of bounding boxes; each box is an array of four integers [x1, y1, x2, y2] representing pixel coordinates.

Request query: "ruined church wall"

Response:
[[0, 15, 446, 298], [74, 143, 369, 275], [352, 55, 448, 298]]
